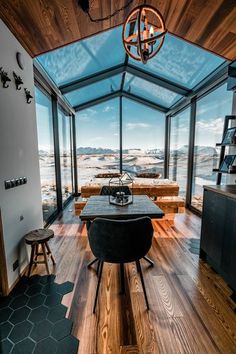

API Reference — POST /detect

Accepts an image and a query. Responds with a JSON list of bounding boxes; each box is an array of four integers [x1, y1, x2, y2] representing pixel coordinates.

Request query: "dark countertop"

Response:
[[204, 185, 236, 199]]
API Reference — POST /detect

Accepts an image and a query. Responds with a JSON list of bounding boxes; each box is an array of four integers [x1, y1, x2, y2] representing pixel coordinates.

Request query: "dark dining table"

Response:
[[80, 195, 164, 268]]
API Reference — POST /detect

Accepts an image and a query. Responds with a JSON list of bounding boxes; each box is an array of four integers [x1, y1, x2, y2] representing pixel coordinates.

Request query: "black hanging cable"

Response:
[[81, 0, 134, 23]]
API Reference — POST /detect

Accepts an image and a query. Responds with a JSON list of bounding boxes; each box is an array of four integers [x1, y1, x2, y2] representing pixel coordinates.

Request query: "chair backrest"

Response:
[[100, 185, 131, 197], [88, 217, 153, 263]]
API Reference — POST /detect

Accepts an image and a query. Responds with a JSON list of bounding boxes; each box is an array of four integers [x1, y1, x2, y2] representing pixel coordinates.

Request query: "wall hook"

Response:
[[13, 72, 23, 90], [0, 67, 11, 88], [24, 88, 33, 104]]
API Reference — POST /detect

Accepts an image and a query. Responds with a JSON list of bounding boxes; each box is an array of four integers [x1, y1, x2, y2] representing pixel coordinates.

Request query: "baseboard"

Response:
[[6, 263, 29, 295]]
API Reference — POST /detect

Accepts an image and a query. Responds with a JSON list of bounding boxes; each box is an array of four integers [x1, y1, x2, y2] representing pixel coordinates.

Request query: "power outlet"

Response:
[[13, 259, 19, 271]]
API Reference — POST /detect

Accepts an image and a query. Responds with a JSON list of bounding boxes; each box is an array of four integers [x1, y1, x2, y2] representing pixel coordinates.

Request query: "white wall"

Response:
[[0, 19, 43, 289]]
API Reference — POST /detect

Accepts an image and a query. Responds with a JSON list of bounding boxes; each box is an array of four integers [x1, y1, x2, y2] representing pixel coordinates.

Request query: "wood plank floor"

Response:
[[31, 202, 236, 354]]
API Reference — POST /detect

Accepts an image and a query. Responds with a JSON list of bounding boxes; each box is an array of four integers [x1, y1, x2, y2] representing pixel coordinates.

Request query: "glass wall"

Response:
[[58, 108, 73, 203], [191, 84, 233, 211], [35, 87, 57, 222], [169, 107, 191, 197], [76, 99, 120, 190], [122, 98, 165, 177]]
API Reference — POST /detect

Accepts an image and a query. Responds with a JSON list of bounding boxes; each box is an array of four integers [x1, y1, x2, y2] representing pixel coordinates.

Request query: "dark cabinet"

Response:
[[200, 187, 236, 292]]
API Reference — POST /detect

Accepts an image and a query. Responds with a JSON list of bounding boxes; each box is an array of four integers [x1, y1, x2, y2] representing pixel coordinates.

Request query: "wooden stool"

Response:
[[24, 228, 56, 277]]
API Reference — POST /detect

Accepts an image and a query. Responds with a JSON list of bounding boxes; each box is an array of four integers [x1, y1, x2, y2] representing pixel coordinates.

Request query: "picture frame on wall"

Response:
[[221, 127, 236, 144], [219, 155, 236, 173]]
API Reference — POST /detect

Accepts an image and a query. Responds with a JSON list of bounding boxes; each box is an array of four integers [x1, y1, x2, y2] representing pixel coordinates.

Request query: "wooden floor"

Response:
[[32, 202, 236, 354]]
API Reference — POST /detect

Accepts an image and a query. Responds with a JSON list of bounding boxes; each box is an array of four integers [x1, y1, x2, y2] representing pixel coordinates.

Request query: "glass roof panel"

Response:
[[128, 33, 225, 89], [37, 26, 125, 87], [124, 73, 182, 108], [65, 75, 122, 107]]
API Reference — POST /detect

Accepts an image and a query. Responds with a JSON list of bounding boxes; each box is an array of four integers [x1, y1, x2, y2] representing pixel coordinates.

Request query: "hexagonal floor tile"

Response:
[[47, 304, 67, 323], [0, 321, 13, 339], [0, 339, 14, 354], [0, 307, 13, 324], [56, 335, 79, 354], [51, 318, 72, 341], [8, 320, 32, 343], [9, 294, 29, 310], [27, 275, 42, 285], [33, 337, 58, 354], [0, 296, 12, 309], [41, 282, 60, 295], [28, 305, 48, 323], [30, 319, 53, 342], [26, 283, 43, 297], [44, 293, 62, 307], [11, 338, 35, 354], [10, 282, 28, 297], [39, 275, 56, 285], [9, 306, 31, 325], [56, 282, 74, 295], [27, 294, 46, 309]]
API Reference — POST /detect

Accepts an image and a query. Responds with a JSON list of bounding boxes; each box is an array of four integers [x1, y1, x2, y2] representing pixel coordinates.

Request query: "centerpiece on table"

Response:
[[109, 172, 133, 206]]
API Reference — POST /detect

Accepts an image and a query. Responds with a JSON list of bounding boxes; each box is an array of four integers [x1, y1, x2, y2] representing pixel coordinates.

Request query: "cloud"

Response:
[[110, 121, 119, 129], [113, 133, 119, 136], [77, 108, 97, 122], [103, 105, 114, 113], [125, 122, 151, 130], [89, 136, 103, 142], [195, 117, 223, 132]]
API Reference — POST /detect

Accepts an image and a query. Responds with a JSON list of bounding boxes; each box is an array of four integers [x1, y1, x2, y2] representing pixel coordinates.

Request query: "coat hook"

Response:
[[13, 72, 23, 90], [24, 88, 33, 104], [0, 67, 11, 88]]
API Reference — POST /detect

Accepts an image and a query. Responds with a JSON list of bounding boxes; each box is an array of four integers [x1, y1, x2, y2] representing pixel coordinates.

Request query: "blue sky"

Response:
[[76, 98, 165, 150], [36, 84, 233, 152]]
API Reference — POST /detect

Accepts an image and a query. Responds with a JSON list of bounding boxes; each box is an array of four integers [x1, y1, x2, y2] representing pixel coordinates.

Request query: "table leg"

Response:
[[120, 263, 125, 294], [86, 219, 99, 269], [86, 220, 91, 231]]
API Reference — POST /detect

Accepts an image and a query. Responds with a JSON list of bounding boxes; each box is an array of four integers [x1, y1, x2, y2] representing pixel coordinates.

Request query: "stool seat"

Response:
[[24, 228, 55, 277], [25, 228, 54, 244]]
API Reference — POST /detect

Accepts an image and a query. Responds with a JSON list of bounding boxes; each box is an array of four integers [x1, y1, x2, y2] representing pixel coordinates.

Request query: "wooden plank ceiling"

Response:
[[0, 0, 236, 60]]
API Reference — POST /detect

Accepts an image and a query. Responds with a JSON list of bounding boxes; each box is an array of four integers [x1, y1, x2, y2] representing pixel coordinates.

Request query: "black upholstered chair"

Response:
[[100, 185, 131, 197], [88, 216, 154, 313]]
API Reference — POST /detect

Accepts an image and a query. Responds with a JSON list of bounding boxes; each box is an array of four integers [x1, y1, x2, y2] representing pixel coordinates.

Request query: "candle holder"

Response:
[[109, 173, 133, 207]]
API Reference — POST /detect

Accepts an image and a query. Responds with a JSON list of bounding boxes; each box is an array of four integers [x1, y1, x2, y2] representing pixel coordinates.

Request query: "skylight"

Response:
[[36, 24, 226, 110], [37, 26, 125, 87], [129, 33, 225, 89], [65, 75, 122, 107], [124, 73, 182, 108]]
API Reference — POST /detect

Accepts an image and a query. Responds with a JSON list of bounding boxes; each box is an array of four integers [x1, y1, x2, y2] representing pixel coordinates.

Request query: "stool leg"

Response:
[[45, 242, 56, 265], [34, 244, 39, 265], [42, 243, 50, 275], [28, 244, 36, 277]]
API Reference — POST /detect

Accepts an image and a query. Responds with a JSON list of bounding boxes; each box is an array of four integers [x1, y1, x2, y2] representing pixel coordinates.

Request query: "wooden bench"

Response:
[[80, 184, 179, 198], [75, 197, 87, 216], [154, 196, 185, 214]]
